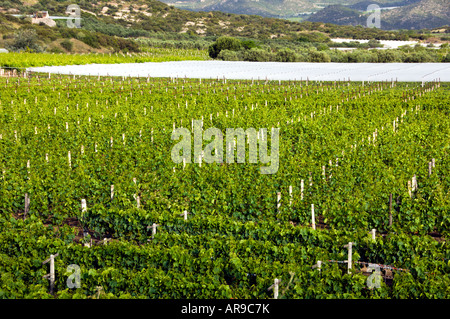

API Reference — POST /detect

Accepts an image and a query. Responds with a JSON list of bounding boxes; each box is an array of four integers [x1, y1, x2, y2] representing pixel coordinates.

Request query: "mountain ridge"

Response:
[[307, 0, 450, 30], [159, 0, 424, 18]]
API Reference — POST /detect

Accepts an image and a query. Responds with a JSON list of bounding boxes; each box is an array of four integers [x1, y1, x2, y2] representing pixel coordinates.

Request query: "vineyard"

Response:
[[0, 72, 449, 299], [0, 49, 209, 69]]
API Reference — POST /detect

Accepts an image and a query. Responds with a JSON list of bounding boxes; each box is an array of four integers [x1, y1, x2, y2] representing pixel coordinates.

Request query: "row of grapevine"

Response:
[[0, 73, 448, 299]]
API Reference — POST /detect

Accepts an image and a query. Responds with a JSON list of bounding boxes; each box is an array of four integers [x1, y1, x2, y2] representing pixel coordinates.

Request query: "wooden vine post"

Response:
[[274, 278, 279, 299], [412, 174, 417, 193], [277, 192, 281, 213], [24, 193, 30, 219], [300, 179, 304, 200], [311, 204, 316, 230], [267, 278, 281, 299], [180, 210, 189, 221], [81, 199, 87, 213], [344, 242, 353, 274], [312, 260, 322, 272], [148, 223, 160, 239], [289, 186, 293, 207], [42, 253, 59, 294], [133, 178, 140, 208], [136, 195, 141, 208]]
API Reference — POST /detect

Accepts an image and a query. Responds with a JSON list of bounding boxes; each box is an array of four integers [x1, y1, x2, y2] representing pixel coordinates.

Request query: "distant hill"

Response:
[[307, 5, 365, 26], [0, 0, 314, 39], [0, 0, 446, 55], [0, 0, 418, 40], [307, 0, 450, 30], [381, 0, 450, 30], [159, 0, 410, 18], [347, 0, 421, 11]]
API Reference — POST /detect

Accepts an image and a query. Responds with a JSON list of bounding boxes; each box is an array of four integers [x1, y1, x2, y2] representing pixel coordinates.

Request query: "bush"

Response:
[[242, 48, 274, 62], [5, 29, 43, 53], [308, 49, 331, 62], [443, 53, 450, 62], [275, 48, 298, 62], [368, 39, 382, 48], [404, 51, 435, 63], [217, 49, 240, 61], [208, 36, 241, 58], [241, 40, 257, 50], [347, 50, 378, 63], [60, 39, 73, 52], [49, 47, 64, 54], [327, 49, 347, 62], [376, 50, 404, 63], [316, 43, 329, 51], [296, 32, 330, 43]]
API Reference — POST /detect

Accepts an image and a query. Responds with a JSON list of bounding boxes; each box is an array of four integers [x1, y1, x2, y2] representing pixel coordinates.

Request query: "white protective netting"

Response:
[[27, 61, 450, 82]]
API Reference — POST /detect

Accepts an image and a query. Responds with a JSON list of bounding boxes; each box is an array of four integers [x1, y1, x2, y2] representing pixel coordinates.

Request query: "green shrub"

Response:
[[5, 29, 43, 53], [376, 49, 404, 63], [328, 50, 348, 62], [208, 36, 242, 58], [242, 48, 274, 62], [308, 49, 331, 62], [241, 39, 257, 50], [60, 39, 73, 52], [217, 49, 240, 61], [316, 43, 329, 51], [443, 53, 450, 62], [275, 48, 298, 62], [296, 32, 330, 43], [404, 51, 436, 63], [346, 50, 379, 63]]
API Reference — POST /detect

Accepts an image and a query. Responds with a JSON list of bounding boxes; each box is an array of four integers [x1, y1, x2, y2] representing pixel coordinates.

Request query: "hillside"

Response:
[[381, 0, 450, 30], [0, 0, 316, 38], [158, 0, 414, 18], [0, 0, 447, 57], [1, 0, 431, 42], [308, 0, 450, 30], [307, 5, 365, 27]]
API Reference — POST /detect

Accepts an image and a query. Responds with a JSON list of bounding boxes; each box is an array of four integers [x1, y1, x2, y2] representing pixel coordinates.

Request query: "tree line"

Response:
[[208, 36, 450, 63]]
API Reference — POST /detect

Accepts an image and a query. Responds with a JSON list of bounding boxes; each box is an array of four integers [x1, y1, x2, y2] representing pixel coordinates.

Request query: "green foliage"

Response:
[[404, 51, 438, 63], [242, 47, 274, 62], [308, 49, 331, 62], [241, 40, 257, 50], [0, 74, 448, 299], [296, 32, 331, 44], [443, 53, 450, 62], [5, 29, 43, 53], [0, 49, 209, 68], [275, 48, 298, 62], [208, 36, 242, 59], [60, 39, 73, 52], [217, 49, 240, 61]]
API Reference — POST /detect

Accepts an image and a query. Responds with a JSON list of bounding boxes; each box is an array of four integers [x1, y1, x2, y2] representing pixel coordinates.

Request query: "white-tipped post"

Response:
[[289, 186, 293, 206], [344, 242, 353, 274]]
